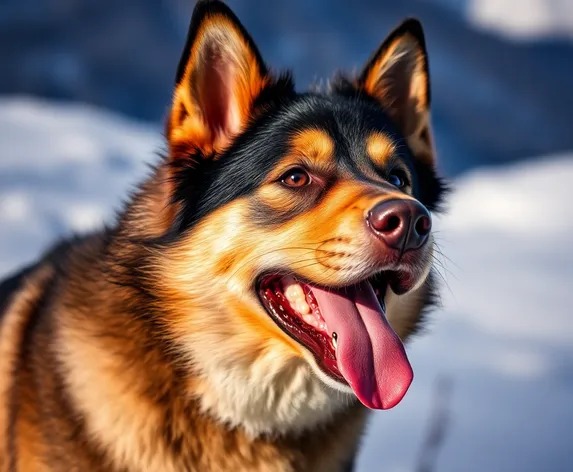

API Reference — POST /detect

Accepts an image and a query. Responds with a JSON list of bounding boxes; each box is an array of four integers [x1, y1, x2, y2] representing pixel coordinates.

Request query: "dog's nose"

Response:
[[368, 199, 431, 251]]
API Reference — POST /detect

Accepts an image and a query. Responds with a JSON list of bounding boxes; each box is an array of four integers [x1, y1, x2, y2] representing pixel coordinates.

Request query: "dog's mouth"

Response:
[[258, 273, 413, 410]]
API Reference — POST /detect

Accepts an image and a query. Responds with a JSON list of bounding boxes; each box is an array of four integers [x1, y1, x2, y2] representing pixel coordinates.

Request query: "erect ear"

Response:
[[357, 19, 434, 165], [167, 0, 270, 157]]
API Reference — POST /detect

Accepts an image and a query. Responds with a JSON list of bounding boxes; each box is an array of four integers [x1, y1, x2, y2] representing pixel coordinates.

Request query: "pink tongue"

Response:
[[311, 281, 413, 409]]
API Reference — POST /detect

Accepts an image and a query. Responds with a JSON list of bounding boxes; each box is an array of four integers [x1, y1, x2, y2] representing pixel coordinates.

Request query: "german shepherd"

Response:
[[0, 1, 447, 470]]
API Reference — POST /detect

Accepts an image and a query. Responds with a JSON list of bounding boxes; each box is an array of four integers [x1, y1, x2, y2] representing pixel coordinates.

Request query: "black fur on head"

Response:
[[169, 89, 448, 233]]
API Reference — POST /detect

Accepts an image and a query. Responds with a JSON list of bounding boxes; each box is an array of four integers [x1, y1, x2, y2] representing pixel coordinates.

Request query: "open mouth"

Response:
[[258, 274, 413, 410]]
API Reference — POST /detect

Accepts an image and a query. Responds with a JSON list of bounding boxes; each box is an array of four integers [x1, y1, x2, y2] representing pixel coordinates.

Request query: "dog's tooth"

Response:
[[285, 283, 304, 301], [332, 332, 338, 349], [295, 300, 311, 315], [303, 313, 315, 325]]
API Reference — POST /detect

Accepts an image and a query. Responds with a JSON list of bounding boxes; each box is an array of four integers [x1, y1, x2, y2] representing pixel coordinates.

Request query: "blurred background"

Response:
[[1, 1, 572, 471]]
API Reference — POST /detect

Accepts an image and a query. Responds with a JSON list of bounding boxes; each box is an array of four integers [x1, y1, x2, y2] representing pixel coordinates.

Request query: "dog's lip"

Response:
[[256, 274, 346, 384], [254, 269, 410, 296], [254, 271, 396, 314]]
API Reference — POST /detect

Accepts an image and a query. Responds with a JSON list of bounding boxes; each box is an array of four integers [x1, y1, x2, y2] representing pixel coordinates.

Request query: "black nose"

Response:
[[368, 199, 431, 251]]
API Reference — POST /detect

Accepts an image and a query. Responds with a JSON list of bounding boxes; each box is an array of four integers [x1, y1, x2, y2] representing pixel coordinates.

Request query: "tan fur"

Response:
[[366, 132, 396, 166], [291, 128, 335, 163]]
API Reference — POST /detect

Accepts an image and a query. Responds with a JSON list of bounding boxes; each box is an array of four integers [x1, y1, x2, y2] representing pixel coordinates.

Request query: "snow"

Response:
[[0, 97, 160, 275], [468, 0, 573, 40], [1, 98, 572, 471], [428, 0, 573, 40]]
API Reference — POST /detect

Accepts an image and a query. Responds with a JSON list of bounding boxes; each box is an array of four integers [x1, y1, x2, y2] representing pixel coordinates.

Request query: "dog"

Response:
[[0, 1, 447, 470]]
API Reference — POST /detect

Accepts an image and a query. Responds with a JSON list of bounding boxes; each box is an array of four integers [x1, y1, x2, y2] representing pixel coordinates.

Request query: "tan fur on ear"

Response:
[[358, 19, 435, 166], [169, 14, 269, 156]]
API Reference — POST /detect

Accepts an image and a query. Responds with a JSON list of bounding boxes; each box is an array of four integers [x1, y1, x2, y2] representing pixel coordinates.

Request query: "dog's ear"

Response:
[[357, 19, 434, 165], [167, 0, 270, 157]]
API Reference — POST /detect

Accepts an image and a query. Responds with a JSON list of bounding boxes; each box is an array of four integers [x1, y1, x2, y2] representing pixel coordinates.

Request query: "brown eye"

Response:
[[281, 168, 311, 188]]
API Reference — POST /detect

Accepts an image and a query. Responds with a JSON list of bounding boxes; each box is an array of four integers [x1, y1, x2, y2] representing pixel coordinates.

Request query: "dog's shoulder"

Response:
[[0, 233, 107, 470]]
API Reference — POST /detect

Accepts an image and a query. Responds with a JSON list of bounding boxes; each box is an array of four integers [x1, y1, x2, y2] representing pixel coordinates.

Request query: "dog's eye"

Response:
[[388, 170, 408, 188], [281, 168, 311, 188]]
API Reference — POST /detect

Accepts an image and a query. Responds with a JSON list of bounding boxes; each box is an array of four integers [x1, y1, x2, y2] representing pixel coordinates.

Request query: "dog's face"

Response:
[[145, 1, 446, 436]]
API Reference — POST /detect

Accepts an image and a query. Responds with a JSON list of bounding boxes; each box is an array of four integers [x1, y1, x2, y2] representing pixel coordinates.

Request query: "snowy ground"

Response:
[[1, 98, 572, 471]]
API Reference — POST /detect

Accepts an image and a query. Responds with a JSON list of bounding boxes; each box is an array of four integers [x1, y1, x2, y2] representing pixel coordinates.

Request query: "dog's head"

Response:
[[130, 1, 446, 436]]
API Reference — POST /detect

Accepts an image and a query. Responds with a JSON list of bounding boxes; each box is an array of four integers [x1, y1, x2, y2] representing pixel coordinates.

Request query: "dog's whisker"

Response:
[[431, 257, 456, 285], [432, 244, 459, 270], [431, 253, 457, 280], [430, 261, 455, 299]]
